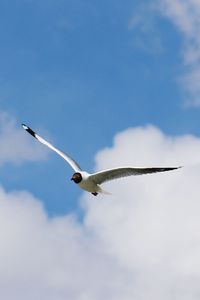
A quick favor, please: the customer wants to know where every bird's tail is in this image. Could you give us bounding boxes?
[98,186,112,195]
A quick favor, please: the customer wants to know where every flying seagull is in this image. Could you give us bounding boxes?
[22,124,181,196]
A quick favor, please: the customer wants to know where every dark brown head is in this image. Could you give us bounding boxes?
[71,172,82,184]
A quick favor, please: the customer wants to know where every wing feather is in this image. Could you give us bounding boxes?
[89,167,180,185]
[22,124,82,172]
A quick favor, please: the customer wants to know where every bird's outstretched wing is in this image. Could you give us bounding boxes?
[22,124,82,172]
[89,166,181,185]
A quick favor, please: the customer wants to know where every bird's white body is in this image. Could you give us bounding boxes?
[22,123,181,196]
[78,172,101,194]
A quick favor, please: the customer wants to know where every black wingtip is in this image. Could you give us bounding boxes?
[166,166,183,171]
[22,123,36,138]
[173,166,183,170]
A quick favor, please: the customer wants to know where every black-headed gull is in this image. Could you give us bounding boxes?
[22,124,181,196]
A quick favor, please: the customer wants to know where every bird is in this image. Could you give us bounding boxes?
[22,124,181,196]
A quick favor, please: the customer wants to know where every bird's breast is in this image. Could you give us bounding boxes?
[78,178,99,193]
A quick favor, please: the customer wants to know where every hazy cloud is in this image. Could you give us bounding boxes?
[0,112,47,166]
[129,0,200,106]
[128,3,164,55]
[158,0,200,106]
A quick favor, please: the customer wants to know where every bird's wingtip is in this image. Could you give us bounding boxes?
[21,123,36,138]
[22,123,28,130]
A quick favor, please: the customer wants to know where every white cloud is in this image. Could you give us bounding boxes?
[157,0,200,106]
[0,186,132,300]
[83,125,200,299]
[0,112,47,166]
[1,125,200,299]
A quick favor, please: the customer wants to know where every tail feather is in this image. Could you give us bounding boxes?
[98,186,112,195]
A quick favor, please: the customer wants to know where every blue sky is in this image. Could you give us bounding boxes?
[2,1,200,299]
[1,0,200,215]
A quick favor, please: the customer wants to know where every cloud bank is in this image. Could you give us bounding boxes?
[1,125,200,299]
